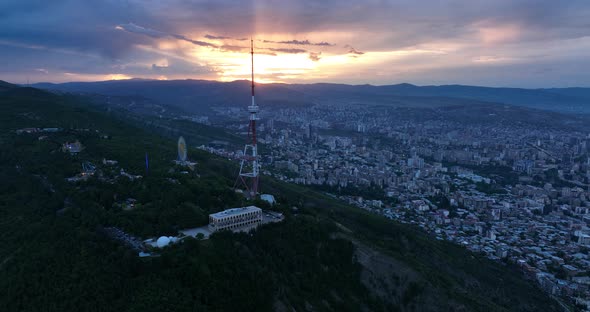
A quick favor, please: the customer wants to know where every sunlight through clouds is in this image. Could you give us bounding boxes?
[1,0,589,86]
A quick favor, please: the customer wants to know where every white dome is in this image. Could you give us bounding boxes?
[156,236,171,248]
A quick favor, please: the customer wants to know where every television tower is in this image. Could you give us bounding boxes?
[235,39,260,198]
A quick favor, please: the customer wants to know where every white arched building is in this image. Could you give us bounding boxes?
[208,206,262,233]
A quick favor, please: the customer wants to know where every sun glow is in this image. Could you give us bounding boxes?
[200,50,318,83]
[107,74,133,80]
[118,32,454,83]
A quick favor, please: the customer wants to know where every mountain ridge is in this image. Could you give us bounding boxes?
[30,79,590,114]
[0,80,17,91]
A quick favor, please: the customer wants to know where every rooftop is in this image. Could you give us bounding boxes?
[210,205,261,218]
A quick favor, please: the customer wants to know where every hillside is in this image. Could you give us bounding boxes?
[543,87,590,101]
[0,87,562,311]
[32,79,590,114]
[0,80,16,92]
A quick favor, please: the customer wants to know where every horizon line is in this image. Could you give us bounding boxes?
[6,78,590,90]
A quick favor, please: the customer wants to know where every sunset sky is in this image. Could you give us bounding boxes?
[1,0,589,87]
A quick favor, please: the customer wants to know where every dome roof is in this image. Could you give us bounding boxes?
[156,236,171,248]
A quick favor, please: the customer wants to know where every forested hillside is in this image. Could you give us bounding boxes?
[0,87,562,311]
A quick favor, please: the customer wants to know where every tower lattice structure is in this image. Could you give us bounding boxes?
[236,39,260,198]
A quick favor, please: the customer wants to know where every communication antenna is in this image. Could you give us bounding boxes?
[235,38,260,198]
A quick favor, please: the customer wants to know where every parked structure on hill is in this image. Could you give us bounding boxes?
[208,206,262,233]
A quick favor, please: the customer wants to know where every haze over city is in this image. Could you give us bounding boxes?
[1,0,590,87]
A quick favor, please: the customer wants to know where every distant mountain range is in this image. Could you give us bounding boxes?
[31,79,590,114]
[32,79,313,114]
[288,83,590,113]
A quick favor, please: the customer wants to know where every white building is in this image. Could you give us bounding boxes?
[578,233,590,245]
[260,194,276,205]
[208,206,262,233]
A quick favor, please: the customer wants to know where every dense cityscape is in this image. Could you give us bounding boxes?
[198,98,590,308]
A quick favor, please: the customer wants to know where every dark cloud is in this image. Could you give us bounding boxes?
[151,64,168,71]
[309,52,321,61]
[258,52,277,56]
[220,45,248,52]
[205,34,232,40]
[118,23,217,47]
[175,36,217,47]
[205,34,248,41]
[267,48,308,54]
[0,0,154,59]
[218,44,311,55]
[117,23,167,38]
[263,39,334,46]
[345,45,365,55]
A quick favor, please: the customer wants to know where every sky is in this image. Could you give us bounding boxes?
[1,0,589,87]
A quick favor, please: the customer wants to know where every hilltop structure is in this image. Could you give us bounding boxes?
[174,136,197,169]
[235,39,260,198]
[208,206,262,233]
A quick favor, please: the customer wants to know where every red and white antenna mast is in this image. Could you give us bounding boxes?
[235,39,260,198]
